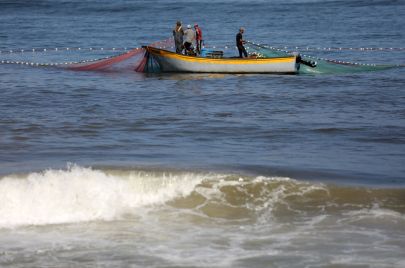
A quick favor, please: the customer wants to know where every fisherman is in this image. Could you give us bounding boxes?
[236,27,248,58]
[183,24,196,55]
[173,21,184,54]
[194,24,203,54]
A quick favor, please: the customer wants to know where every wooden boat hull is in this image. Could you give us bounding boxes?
[144,46,299,74]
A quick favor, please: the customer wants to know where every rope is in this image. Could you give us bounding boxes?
[245,41,405,68]
[0,39,173,68]
[1,39,404,68]
[0,47,132,67]
[0,52,131,67]
[2,43,404,55]
[0,47,130,55]
[253,46,405,52]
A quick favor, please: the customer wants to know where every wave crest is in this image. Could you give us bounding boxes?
[1,165,404,228]
[0,165,205,227]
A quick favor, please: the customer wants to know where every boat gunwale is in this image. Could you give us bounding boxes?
[144,46,296,64]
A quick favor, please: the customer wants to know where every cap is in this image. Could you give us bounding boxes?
[187,24,191,29]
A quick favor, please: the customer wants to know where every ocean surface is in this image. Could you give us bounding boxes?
[1,0,405,267]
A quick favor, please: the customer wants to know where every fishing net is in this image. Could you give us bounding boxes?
[67,48,144,71]
[69,39,173,71]
[245,42,400,74]
[0,39,173,72]
[1,38,403,74]
[134,49,164,73]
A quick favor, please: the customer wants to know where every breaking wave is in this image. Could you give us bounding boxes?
[1,164,404,228]
[0,164,205,227]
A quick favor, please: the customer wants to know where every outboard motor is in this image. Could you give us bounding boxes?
[296,53,317,68]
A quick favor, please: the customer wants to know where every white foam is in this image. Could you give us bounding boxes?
[0,165,204,228]
[342,204,405,222]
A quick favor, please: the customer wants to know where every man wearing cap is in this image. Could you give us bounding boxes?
[183,24,196,55]
[173,21,184,54]
[194,24,203,54]
[236,27,247,58]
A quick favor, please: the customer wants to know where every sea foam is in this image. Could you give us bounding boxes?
[0,165,203,228]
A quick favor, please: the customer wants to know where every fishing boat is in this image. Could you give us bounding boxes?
[139,46,301,74]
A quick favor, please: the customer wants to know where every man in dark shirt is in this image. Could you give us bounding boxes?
[173,21,184,54]
[236,27,247,58]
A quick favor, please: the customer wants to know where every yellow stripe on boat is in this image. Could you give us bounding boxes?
[152,47,295,65]
[145,46,299,74]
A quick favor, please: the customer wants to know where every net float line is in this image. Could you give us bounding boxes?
[245,41,405,68]
[0,47,129,54]
[4,42,404,56]
[267,46,405,52]
[0,38,174,70]
[2,39,404,69]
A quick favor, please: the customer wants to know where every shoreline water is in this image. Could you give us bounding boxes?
[1,165,404,267]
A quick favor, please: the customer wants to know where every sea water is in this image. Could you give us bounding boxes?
[0,0,404,267]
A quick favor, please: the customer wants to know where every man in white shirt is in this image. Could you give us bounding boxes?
[183,25,196,55]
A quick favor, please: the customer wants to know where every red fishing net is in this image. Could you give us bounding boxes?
[68,39,173,71]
